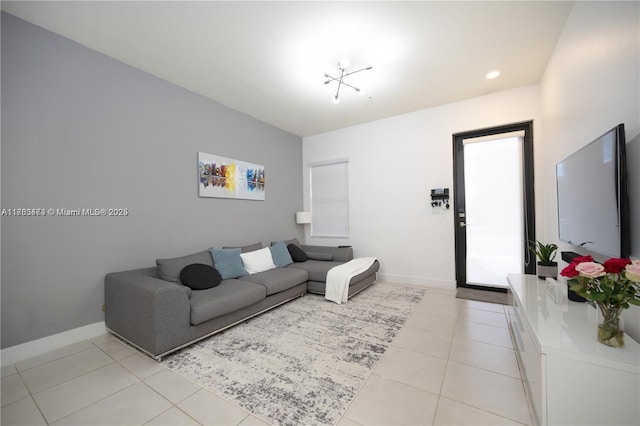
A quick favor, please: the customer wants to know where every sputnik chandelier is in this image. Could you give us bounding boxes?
[324,57,372,104]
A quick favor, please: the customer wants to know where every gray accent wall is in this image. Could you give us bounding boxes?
[1,13,303,348]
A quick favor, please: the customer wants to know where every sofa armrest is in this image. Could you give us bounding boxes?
[104,267,191,357]
[300,245,353,262]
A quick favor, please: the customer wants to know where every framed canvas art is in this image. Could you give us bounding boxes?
[198,152,265,200]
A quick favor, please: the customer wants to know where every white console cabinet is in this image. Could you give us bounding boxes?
[507,274,639,426]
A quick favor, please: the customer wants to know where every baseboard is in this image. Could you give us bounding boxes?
[1,321,107,367]
[377,273,455,290]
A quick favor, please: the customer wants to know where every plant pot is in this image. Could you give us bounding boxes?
[537,262,558,280]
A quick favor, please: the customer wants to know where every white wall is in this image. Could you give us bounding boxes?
[303,85,542,288]
[540,1,639,340]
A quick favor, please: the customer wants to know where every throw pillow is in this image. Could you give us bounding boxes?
[240,247,277,274]
[287,243,307,262]
[210,248,248,280]
[156,250,214,282]
[179,264,222,290]
[269,241,293,267]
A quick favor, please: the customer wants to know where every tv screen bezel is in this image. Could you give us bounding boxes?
[556,123,630,259]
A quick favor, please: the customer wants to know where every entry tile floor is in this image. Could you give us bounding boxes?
[1,284,532,425]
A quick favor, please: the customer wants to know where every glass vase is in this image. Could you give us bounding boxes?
[596,304,624,347]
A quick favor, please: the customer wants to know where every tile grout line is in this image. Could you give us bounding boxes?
[25,341,147,425]
[138,379,205,426]
[13,341,116,425]
[13,368,49,425]
[432,298,531,425]
[431,308,459,422]
[439,360,531,425]
[14,344,97,375]
[50,381,141,425]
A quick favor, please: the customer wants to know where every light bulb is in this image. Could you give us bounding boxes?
[338,57,350,70]
[485,70,501,79]
[332,94,340,104]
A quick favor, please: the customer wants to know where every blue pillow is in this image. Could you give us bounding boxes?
[210,248,248,280]
[269,241,293,267]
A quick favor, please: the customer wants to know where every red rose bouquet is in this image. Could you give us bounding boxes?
[561,256,640,347]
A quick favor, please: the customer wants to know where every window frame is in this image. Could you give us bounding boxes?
[309,159,350,238]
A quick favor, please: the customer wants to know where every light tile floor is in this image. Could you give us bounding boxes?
[1,284,532,425]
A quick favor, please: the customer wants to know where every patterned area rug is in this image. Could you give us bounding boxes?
[163,283,426,426]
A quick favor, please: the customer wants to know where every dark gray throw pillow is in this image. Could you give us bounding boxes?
[180,264,222,290]
[287,244,307,262]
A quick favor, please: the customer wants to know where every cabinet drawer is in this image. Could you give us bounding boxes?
[507,298,542,425]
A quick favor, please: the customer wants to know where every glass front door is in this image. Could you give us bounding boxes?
[463,136,524,286]
[453,121,536,289]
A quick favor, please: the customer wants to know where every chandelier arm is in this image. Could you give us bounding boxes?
[335,69,344,99]
[343,66,373,78]
[338,81,360,92]
[324,74,340,84]
[324,74,360,92]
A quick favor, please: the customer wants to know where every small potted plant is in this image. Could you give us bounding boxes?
[529,241,558,280]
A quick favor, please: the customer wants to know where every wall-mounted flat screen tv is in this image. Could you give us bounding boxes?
[556,123,630,259]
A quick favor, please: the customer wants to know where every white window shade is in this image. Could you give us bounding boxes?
[310,160,349,237]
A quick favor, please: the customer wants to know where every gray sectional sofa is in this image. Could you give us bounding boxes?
[104,240,379,360]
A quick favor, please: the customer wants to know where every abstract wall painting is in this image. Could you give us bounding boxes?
[198,152,265,200]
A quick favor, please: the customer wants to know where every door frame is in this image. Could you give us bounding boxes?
[453,121,536,289]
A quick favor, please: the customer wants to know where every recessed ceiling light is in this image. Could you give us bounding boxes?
[486,70,501,79]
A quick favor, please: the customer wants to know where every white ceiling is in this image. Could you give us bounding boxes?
[2,1,574,137]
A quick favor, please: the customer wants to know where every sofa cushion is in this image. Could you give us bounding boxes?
[189,279,266,325]
[223,242,263,253]
[156,250,213,282]
[305,251,333,261]
[241,268,309,296]
[288,244,307,262]
[286,260,344,282]
[240,247,276,274]
[179,264,222,290]
[269,241,293,267]
[210,248,248,279]
[272,238,301,248]
[300,245,354,263]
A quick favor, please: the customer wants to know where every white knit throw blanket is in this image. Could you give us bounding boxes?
[325,257,377,304]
